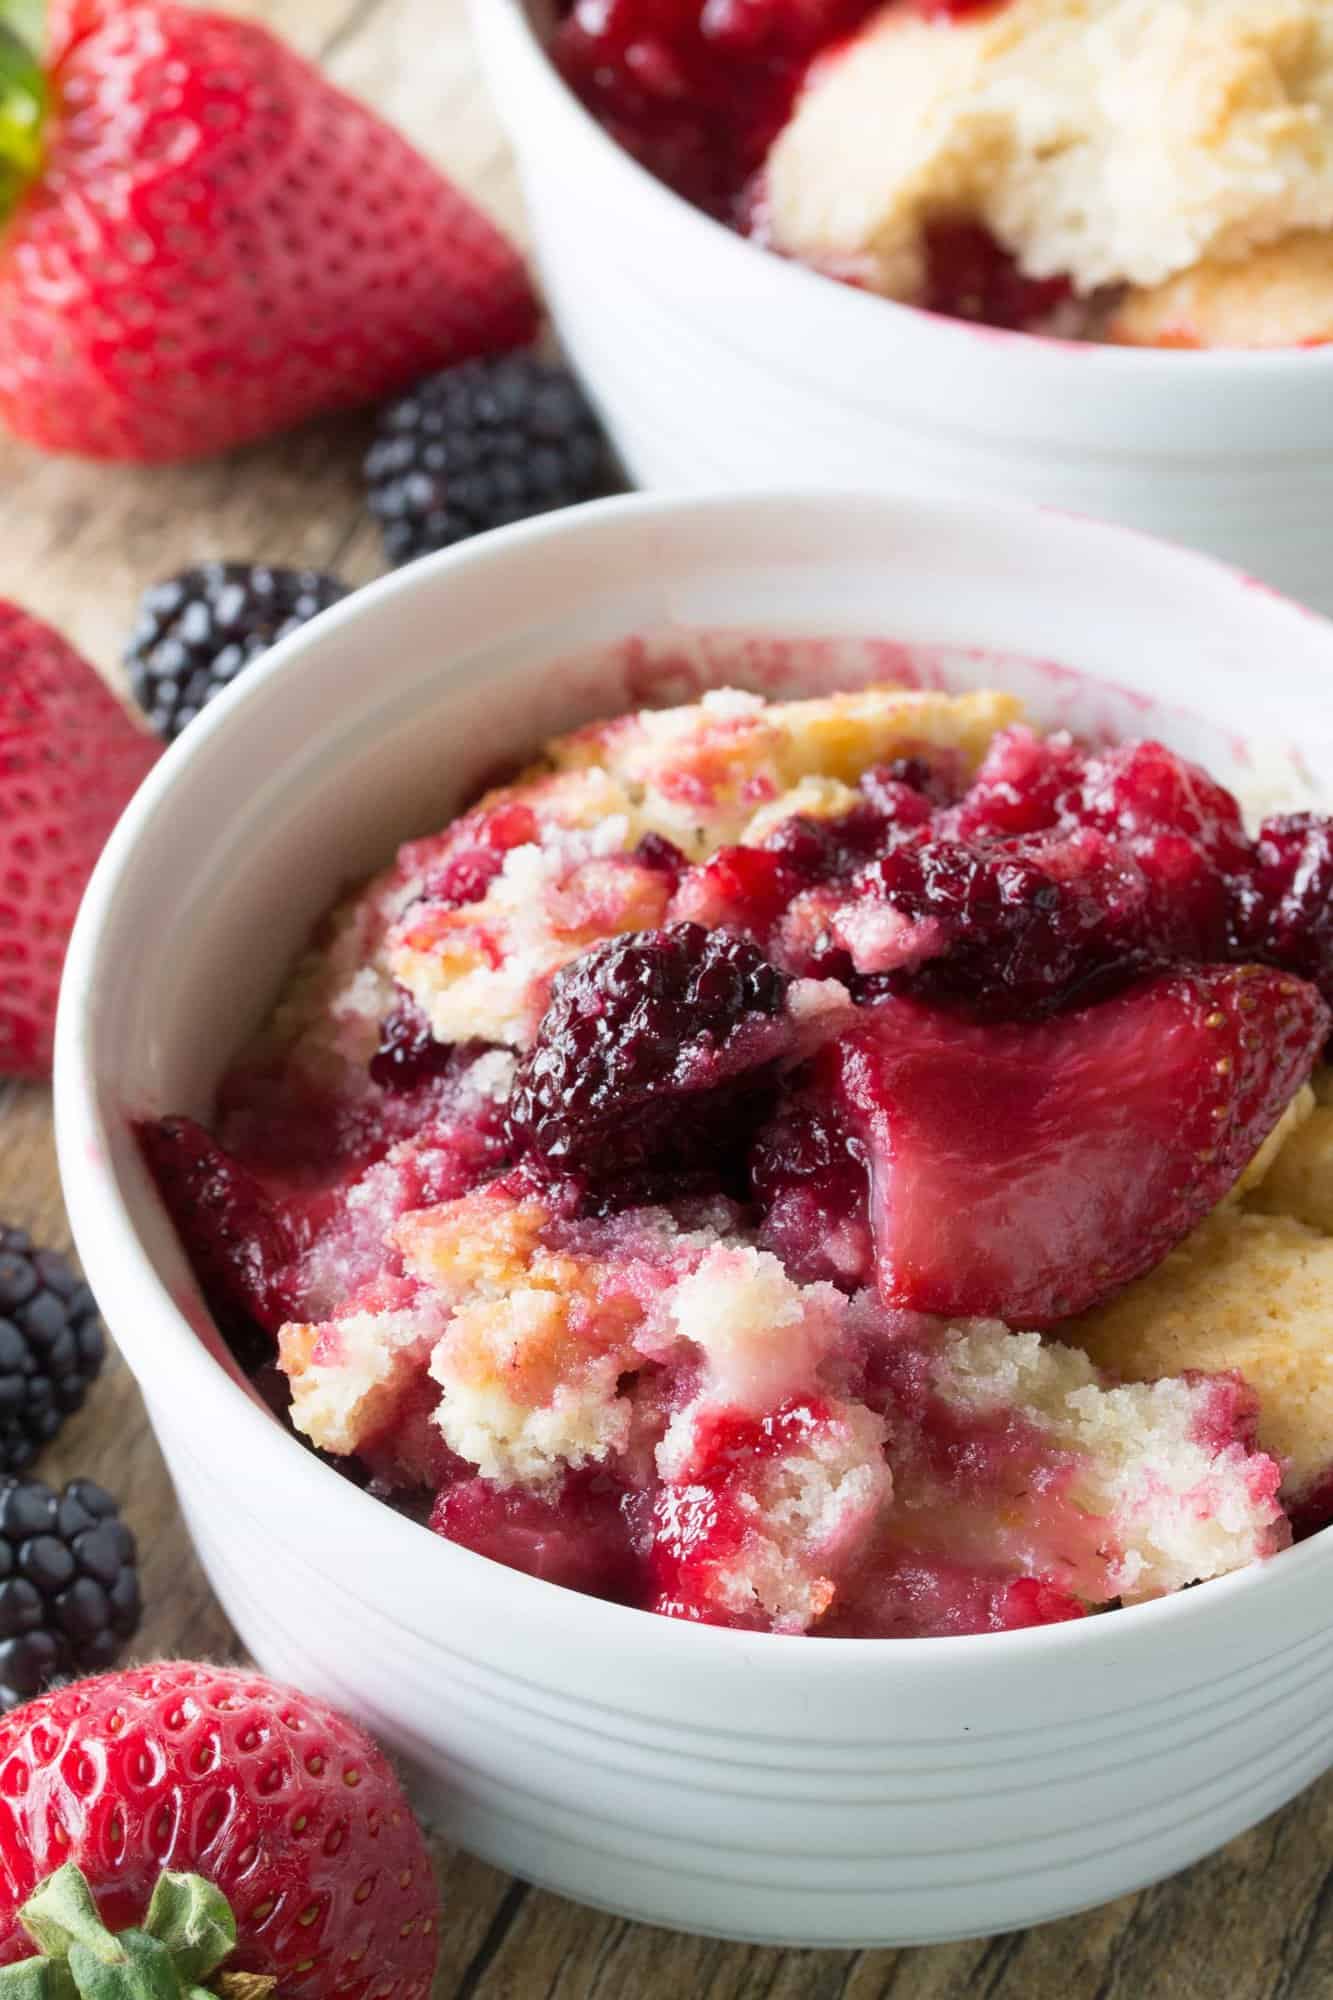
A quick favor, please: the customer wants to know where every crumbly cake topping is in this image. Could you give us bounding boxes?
[1073,1196,1333,1503]
[1246,1094,1333,1228]
[1107,229,1333,349]
[550,684,1021,858]
[767,0,1333,300]
[280,1301,445,1461]
[924,1323,1286,1600]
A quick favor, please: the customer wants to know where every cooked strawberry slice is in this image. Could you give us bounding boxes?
[0,604,160,1077]
[817,966,1329,1325]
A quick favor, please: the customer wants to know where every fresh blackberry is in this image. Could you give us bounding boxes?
[508,923,791,1191]
[125,563,348,740]
[0,1228,106,1474]
[0,1477,140,1709]
[364,354,615,566]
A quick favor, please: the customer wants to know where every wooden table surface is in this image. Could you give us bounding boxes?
[2,4,1332,1995]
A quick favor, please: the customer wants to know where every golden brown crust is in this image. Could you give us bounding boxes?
[1070,1207,1333,1498]
[1107,231,1333,348]
[1249,1101,1333,1230]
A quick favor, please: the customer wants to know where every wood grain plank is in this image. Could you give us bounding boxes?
[3,3,1333,1996]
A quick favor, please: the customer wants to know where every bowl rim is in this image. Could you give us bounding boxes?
[482,0,1333,381]
[54,486,1333,1675]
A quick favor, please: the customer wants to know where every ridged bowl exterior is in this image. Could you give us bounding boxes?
[54,492,1333,1946]
[470,0,1333,618]
[159,1416,1333,1946]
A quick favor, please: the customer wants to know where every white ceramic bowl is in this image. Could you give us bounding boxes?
[55,491,1333,1948]
[469,0,1333,618]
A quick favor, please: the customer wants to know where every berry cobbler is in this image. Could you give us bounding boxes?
[552,0,1333,348]
[143,677,1333,1637]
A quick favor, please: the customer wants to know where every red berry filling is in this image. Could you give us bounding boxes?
[551,0,885,218]
[408,797,541,910]
[647,1397,866,1628]
[431,1468,643,1602]
[922,220,1073,331]
[831,824,1188,1017]
[667,761,938,945]
[140,1041,517,1342]
[136,1116,304,1336]
[1230,814,1333,1000]
[663,728,1333,1028]
[825,1557,1086,1638]
[750,1090,873,1288]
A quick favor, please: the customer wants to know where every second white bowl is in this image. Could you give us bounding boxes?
[471,0,1333,617]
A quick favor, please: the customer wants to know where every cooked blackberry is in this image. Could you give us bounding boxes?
[364,354,615,566]
[1231,813,1333,1008]
[0,1229,106,1474]
[508,923,791,1191]
[370,999,457,1092]
[125,563,348,740]
[135,1117,297,1336]
[0,1478,140,1708]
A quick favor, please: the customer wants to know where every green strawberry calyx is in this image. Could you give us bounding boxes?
[0,1,46,225]
[0,1866,279,2000]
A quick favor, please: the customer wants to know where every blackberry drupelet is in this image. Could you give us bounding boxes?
[0,1229,106,1474]
[364,354,615,566]
[0,1478,141,1708]
[1231,813,1333,1007]
[508,923,791,1190]
[371,999,461,1092]
[125,563,348,740]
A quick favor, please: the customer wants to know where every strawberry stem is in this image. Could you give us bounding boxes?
[0,4,44,225]
[140,1880,234,1988]
[3,1868,266,2000]
[17,1867,113,1964]
[0,1966,69,2000]
[1,1,43,54]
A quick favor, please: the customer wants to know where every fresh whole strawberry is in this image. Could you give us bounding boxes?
[0,2,539,461]
[803,964,1330,1326]
[0,1662,438,2000]
[0,603,160,1078]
